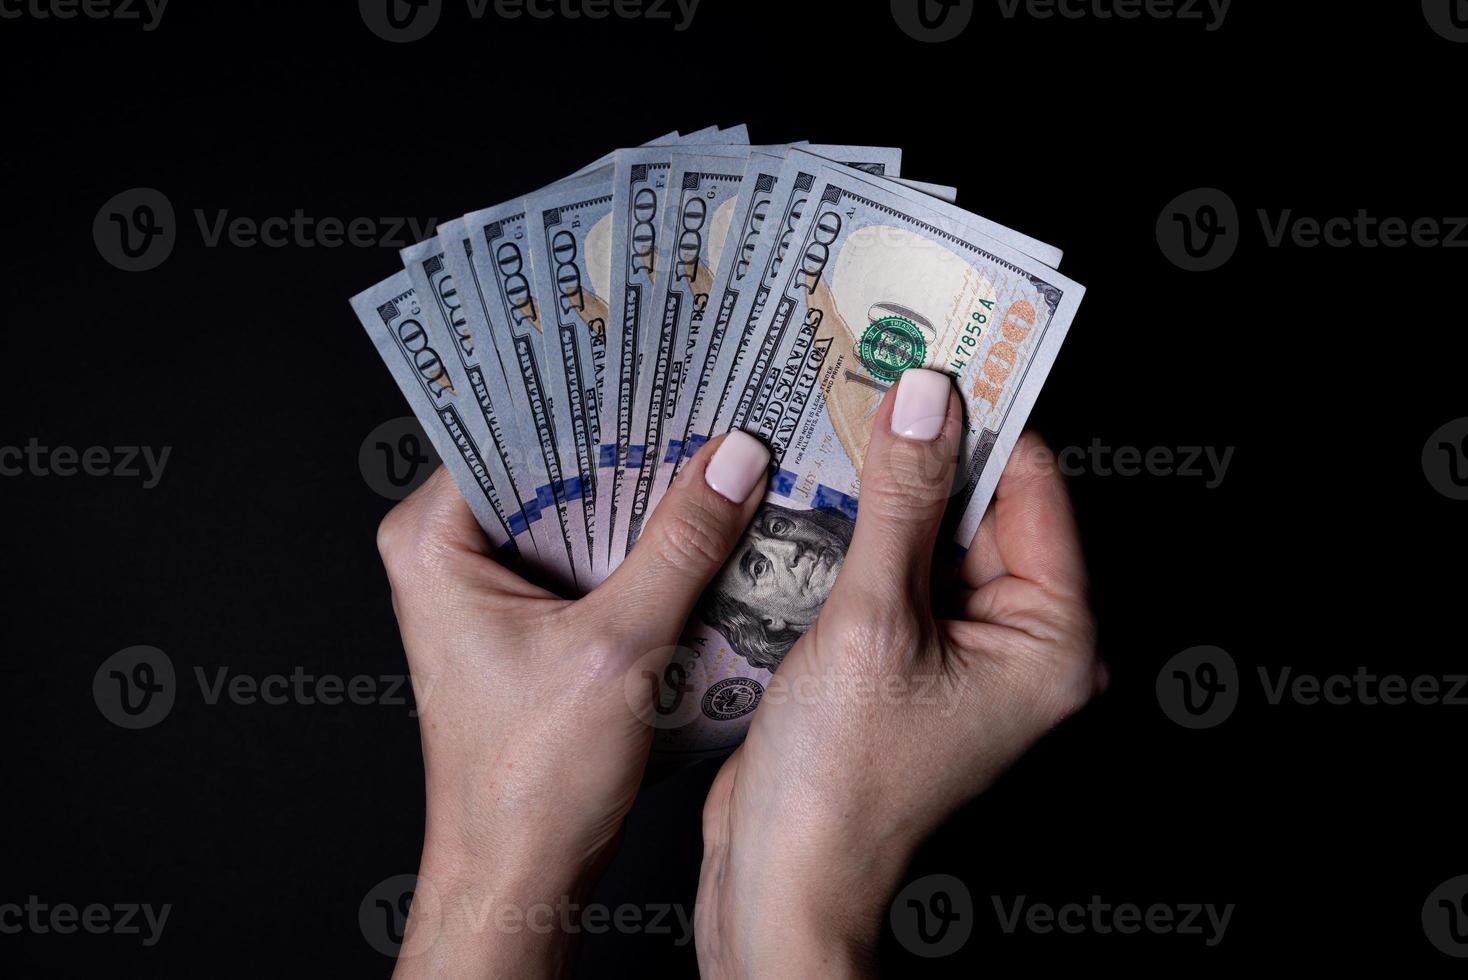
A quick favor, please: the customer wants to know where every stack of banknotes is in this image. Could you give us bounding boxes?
[350,125,1084,757]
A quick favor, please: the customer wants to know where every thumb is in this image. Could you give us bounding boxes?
[591,431,770,640]
[833,368,963,613]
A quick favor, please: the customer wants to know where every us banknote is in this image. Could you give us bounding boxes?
[654,145,905,508]
[522,167,616,572]
[399,236,554,565]
[395,133,688,590]
[620,148,753,561]
[716,149,1058,443]
[432,216,578,589]
[350,272,537,560]
[694,147,908,451]
[598,129,750,580]
[517,131,693,577]
[461,198,593,588]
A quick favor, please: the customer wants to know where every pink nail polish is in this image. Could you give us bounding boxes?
[704,430,771,504]
[891,368,951,441]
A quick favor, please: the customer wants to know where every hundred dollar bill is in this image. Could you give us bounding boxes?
[759,162,1083,546]
[652,171,1083,757]
[597,129,750,580]
[399,236,551,567]
[655,146,905,505]
[619,148,755,560]
[433,215,578,590]
[350,272,537,561]
[514,135,692,578]
[711,149,1059,443]
[690,147,907,457]
[461,198,593,589]
[522,167,616,574]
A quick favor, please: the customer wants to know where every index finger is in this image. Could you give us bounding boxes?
[960,431,1087,598]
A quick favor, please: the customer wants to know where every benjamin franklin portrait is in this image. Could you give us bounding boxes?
[695,501,855,671]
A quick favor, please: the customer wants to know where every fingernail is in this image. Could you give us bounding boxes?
[891,368,951,441]
[704,430,770,504]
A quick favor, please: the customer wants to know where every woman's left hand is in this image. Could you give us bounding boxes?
[376,433,769,978]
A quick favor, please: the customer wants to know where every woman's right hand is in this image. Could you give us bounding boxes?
[696,368,1105,978]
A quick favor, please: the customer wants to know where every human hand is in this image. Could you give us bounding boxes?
[374,432,770,977]
[696,369,1104,978]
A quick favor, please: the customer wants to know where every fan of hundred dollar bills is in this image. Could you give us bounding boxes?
[350,125,1084,757]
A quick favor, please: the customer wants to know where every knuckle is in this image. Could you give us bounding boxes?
[652,499,731,572]
[826,602,926,671]
[374,498,464,592]
[862,443,953,523]
[1025,636,1104,726]
[375,500,416,569]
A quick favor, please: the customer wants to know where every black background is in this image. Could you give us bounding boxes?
[4,0,1465,975]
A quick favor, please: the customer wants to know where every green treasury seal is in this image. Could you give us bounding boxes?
[859,315,927,382]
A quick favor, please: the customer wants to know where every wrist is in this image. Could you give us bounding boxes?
[697,829,914,979]
[392,838,597,980]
